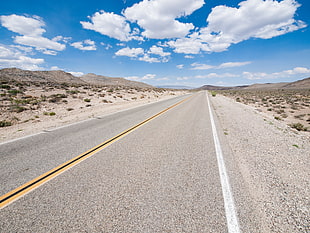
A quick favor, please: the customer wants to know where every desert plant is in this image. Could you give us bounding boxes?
[289,123,307,131]
[84,98,91,102]
[0,120,12,127]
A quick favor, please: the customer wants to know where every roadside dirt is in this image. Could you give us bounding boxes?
[0,83,187,143]
[211,94,309,232]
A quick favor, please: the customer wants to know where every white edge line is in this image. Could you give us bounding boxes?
[0,94,190,146]
[206,92,241,233]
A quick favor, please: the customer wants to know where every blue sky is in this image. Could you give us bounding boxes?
[0,0,309,87]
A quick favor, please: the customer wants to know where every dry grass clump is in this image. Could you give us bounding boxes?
[220,89,310,132]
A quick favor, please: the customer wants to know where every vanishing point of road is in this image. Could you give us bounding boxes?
[0,91,243,232]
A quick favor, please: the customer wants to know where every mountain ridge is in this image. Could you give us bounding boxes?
[0,68,153,89]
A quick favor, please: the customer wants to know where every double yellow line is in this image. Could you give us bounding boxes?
[0,95,192,209]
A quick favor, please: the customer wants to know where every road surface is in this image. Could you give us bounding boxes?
[0,92,243,232]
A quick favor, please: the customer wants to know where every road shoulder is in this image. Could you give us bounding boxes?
[210,94,310,233]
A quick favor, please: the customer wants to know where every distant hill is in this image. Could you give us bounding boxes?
[0,68,153,88]
[198,77,310,90]
[80,73,153,88]
[197,84,248,90]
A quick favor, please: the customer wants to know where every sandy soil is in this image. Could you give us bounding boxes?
[0,85,188,143]
[218,89,310,132]
[210,94,309,232]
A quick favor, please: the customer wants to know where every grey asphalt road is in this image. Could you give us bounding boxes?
[0,92,236,232]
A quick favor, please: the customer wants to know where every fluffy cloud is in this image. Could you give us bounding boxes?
[71,39,96,51]
[148,45,171,57]
[168,0,306,54]
[14,35,65,52]
[81,11,132,41]
[0,14,45,36]
[115,47,144,57]
[0,14,66,55]
[191,61,251,70]
[124,0,204,39]
[0,45,44,70]
[115,46,170,63]
[177,64,184,69]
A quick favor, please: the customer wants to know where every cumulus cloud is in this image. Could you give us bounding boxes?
[71,39,96,51]
[148,45,171,57]
[115,45,170,63]
[81,11,132,41]
[191,61,251,70]
[124,0,204,39]
[177,64,184,69]
[243,67,310,80]
[168,0,306,54]
[115,47,144,57]
[0,14,66,55]
[0,14,45,36]
[0,44,44,70]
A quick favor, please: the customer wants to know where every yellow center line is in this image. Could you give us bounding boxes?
[0,95,193,209]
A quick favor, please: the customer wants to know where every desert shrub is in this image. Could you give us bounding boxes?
[8,89,22,95]
[11,105,26,113]
[67,108,74,111]
[289,123,307,131]
[84,98,91,102]
[0,120,12,127]
[49,112,56,116]
[66,90,79,94]
[211,91,217,97]
[0,84,11,89]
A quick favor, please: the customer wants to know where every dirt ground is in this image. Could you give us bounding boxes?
[217,89,310,132]
[0,83,188,143]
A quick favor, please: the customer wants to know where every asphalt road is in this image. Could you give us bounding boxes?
[0,91,239,232]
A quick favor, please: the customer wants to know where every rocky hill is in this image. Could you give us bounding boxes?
[80,73,152,88]
[0,68,153,88]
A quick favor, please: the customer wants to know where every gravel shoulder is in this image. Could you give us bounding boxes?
[210,94,309,232]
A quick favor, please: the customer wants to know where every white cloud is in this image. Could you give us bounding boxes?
[68,71,84,77]
[0,14,66,55]
[177,64,184,69]
[124,0,204,39]
[139,54,161,63]
[195,73,239,78]
[191,61,251,70]
[168,0,306,54]
[125,74,156,81]
[0,44,44,70]
[115,47,144,57]
[184,55,194,59]
[71,39,96,51]
[191,63,214,70]
[0,14,45,36]
[243,67,310,80]
[148,45,171,57]
[115,46,170,63]
[14,35,65,52]
[81,11,132,41]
